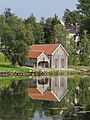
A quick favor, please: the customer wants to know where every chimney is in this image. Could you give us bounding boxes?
[75,23,78,33]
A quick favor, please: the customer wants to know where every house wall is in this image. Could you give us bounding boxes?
[68,33,75,38]
[51,46,68,69]
[48,56,52,68]
[25,58,37,67]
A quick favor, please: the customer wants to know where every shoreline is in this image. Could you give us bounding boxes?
[0,69,90,77]
[0,65,90,77]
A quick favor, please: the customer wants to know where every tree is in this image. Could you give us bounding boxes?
[67,37,80,65]
[77,0,90,16]
[51,24,68,47]
[63,0,90,66]
[4,8,13,22]
[44,17,52,43]
[77,0,90,35]
[34,23,45,44]
[24,13,36,25]
[24,23,35,45]
[44,14,61,44]
[1,14,34,66]
[63,9,81,28]
[40,17,45,27]
[79,30,90,66]
[25,14,45,44]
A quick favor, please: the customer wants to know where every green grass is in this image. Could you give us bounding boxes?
[68,65,90,72]
[0,52,38,72]
[0,52,30,72]
[0,64,30,72]
[0,52,10,64]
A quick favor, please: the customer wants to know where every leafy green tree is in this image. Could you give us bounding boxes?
[80,16,90,35]
[63,9,81,28]
[77,0,90,16]
[52,24,68,47]
[24,13,36,25]
[51,14,61,29]
[24,23,35,45]
[40,17,45,27]
[44,14,61,43]
[25,14,45,44]
[1,13,34,66]
[34,23,45,44]
[77,0,90,35]
[79,30,90,66]
[67,38,80,65]
[76,0,90,66]
[44,17,52,43]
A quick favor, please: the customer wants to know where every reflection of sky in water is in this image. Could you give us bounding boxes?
[33,111,52,120]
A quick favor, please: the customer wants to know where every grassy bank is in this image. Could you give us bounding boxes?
[0,64,30,72]
[0,64,90,76]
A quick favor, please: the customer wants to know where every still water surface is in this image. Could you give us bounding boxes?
[0,76,90,120]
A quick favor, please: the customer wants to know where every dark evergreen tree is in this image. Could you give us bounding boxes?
[77,0,90,35]
[63,9,81,28]
[44,14,61,43]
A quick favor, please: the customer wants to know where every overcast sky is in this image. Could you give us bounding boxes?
[0,0,78,21]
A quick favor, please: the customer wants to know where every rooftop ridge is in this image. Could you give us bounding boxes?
[30,50,44,52]
[32,44,60,46]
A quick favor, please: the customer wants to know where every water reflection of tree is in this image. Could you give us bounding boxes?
[42,76,90,119]
[63,76,90,119]
[41,100,67,119]
[0,81,34,120]
[0,76,90,119]
[79,77,90,105]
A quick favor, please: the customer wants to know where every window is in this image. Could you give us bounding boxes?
[61,59,64,68]
[55,59,57,68]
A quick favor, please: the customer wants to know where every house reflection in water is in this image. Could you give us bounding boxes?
[27,76,68,102]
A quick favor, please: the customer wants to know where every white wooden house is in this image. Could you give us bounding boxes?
[26,44,69,69]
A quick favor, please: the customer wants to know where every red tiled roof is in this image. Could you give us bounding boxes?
[31,44,60,55]
[28,88,58,101]
[28,50,43,58]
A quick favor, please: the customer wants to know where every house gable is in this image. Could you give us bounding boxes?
[60,44,69,56]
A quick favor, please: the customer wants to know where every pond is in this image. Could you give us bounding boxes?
[0,76,90,120]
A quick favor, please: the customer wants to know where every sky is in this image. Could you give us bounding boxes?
[0,0,78,21]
